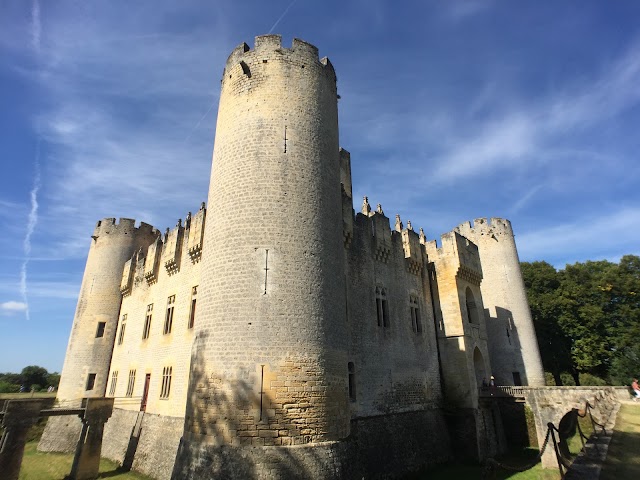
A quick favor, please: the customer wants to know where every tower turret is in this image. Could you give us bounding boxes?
[177,35,349,477]
[455,218,545,387]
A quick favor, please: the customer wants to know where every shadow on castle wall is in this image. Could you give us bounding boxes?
[170,334,348,480]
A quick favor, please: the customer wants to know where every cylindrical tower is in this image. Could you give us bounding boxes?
[455,218,545,387]
[40,218,158,452]
[179,35,349,476]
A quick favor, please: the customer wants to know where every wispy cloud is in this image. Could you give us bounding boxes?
[30,0,41,52]
[20,154,41,320]
[516,207,640,265]
[430,38,640,184]
[9,3,237,259]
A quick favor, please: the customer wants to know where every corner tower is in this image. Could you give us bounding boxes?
[40,218,158,451]
[177,36,349,477]
[455,218,545,387]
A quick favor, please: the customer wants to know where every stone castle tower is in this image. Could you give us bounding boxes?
[179,35,350,466]
[40,219,159,449]
[455,218,545,387]
[40,35,545,479]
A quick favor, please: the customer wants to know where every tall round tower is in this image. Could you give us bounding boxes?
[178,35,349,477]
[455,218,545,387]
[40,218,158,451]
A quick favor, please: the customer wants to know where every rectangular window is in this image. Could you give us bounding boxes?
[95,322,106,338]
[109,371,118,396]
[142,304,153,339]
[375,286,389,328]
[86,373,96,391]
[126,369,136,397]
[164,295,175,334]
[410,296,422,334]
[117,314,127,345]
[188,286,198,329]
[160,366,173,399]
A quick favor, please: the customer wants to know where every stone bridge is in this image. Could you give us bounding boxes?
[483,385,627,468]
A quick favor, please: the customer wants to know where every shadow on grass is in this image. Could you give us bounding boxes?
[402,447,561,480]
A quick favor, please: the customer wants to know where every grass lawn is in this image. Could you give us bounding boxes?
[19,442,152,480]
[600,403,640,479]
[0,392,56,399]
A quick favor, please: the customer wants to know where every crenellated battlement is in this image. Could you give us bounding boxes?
[222,35,335,84]
[92,217,160,239]
[454,217,514,239]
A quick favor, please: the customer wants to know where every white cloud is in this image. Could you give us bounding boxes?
[1,301,28,313]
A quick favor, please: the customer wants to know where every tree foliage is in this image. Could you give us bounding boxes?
[522,255,640,385]
[0,366,60,392]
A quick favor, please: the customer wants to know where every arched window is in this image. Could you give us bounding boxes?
[465,287,480,325]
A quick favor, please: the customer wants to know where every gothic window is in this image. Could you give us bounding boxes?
[188,286,198,329]
[348,362,356,402]
[410,296,422,334]
[109,371,118,396]
[142,304,153,340]
[160,366,173,399]
[375,286,389,327]
[465,287,480,325]
[117,314,127,345]
[126,370,136,397]
[164,295,175,334]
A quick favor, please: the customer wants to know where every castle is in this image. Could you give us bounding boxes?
[40,35,544,479]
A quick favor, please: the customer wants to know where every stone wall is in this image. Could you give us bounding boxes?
[101,408,184,480]
[346,211,443,418]
[107,206,204,418]
[174,409,451,479]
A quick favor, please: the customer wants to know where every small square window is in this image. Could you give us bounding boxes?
[86,373,96,391]
[95,322,106,338]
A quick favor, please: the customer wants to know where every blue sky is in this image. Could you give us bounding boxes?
[1,1,639,373]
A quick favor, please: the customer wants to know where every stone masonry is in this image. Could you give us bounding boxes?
[40,35,545,479]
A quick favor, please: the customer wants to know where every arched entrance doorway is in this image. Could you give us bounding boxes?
[473,347,487,388]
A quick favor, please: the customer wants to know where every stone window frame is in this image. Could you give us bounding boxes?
[410,295,422,334]
[95,322,106,338]
[108,371,118,396]
[126,369,136,397]
[348,362,356,402]
[160,366,173,399]
[164,295,175,335]
[142,303,153,340]
[85,373,96,391]
[117,314,127,345]
[188,286,198,329]
[375,286,389,328]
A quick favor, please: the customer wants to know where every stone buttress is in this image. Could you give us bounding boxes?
[174,35,350,479]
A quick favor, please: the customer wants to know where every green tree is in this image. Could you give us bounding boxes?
[521,261,572,385]
[19,365,49,390]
